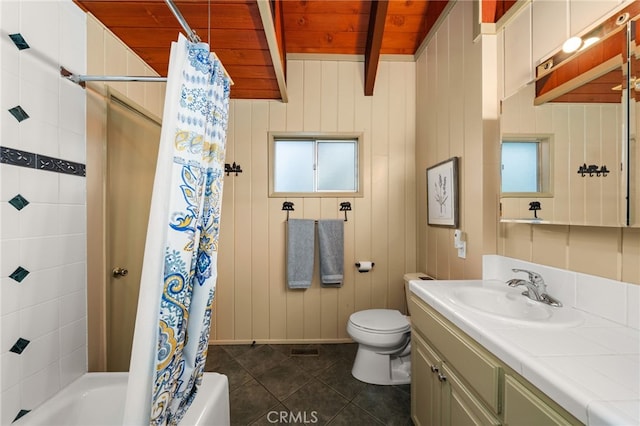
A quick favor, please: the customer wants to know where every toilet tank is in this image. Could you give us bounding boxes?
[403,273,433,316]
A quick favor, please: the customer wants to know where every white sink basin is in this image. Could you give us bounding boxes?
[448,286,584,327]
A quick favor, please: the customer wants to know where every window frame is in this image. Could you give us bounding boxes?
[500,134,554,198]
[268,132,364,198]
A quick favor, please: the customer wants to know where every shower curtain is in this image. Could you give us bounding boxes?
[123,33,231,426]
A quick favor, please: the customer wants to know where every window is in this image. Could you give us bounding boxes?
[269,133,363,197]
[501,135,553,196]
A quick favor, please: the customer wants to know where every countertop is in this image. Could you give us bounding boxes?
[409,279,640,426]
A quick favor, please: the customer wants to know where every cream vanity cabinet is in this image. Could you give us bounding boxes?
[409,294,582,426]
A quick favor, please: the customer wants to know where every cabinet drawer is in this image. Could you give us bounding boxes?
[410,295,502,413]
[504,375,579,426]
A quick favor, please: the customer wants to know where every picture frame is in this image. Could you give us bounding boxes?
[427,157,459,227]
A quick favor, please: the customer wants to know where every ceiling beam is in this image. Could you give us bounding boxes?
[257,0,288,102]
[364,0,388,96]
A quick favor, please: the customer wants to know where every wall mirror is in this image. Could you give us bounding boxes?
[500,3,639,227]
[629,17,640,226]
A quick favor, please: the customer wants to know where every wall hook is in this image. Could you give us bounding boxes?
[339,201,352,222]
[282,201,294,221]
[529,201,541,219]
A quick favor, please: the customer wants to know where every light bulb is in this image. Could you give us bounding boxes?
[562,36,582,53]
[580,36,600,50]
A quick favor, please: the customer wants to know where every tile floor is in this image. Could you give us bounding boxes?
[204,343,412,425]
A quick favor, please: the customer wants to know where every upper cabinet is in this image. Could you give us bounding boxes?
[500,0,639,227]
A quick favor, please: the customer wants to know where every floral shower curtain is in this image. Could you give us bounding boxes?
[123,33,231,425]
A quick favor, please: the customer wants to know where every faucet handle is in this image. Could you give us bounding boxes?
[511,268,544,286]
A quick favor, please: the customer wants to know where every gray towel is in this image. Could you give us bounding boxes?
[286,219,315,289]
[317,219,344,287]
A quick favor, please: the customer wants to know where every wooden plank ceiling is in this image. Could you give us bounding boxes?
[73,0,515,100]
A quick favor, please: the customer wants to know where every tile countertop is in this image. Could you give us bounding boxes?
[409,279,640,426]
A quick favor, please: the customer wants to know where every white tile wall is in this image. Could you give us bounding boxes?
[628,284,640,330]
[576,273,629,325]
[0,1,87,423]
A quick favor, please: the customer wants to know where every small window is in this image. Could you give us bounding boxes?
[501,135,552,196]
[269,133,363,197]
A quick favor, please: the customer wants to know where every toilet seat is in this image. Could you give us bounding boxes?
[349,309,410,334]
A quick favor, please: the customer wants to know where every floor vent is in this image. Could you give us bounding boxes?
[290,348,319,357]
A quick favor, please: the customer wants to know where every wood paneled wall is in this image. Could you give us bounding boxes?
[85,14,166,370]
[211,59,417,343]
[415,1,500,280]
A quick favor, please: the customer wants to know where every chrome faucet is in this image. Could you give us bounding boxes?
[507,269,562,307]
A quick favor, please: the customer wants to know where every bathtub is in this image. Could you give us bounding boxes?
[13,372,230,425]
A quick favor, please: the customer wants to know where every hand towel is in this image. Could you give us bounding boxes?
[286,219,316,289]
[317,219,344,287]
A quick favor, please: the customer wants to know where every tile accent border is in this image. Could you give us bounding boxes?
[1,146,86,177]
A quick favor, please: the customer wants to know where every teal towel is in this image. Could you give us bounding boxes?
[286,219,315,289]
[317,219,344,287]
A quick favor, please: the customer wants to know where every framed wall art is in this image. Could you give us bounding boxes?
[426,157,459,227]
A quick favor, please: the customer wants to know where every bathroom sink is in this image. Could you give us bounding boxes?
[448,286,584,327]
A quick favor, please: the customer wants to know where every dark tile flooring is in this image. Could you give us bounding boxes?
[204,343,412,425]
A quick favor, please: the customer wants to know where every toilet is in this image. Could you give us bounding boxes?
[347,308,411,385]
[346,274,423,385]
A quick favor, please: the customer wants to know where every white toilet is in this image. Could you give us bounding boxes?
[347,308,411,385]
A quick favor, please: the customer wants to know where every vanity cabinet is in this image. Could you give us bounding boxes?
[412,332,500,426]
[410,294,581,426]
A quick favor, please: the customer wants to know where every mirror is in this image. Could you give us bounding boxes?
[500,6,634,227]
[630,17,640,226]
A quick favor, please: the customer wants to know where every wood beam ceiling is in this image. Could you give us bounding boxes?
[364,0,388,96]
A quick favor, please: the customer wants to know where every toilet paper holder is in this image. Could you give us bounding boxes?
[355,261,375,272]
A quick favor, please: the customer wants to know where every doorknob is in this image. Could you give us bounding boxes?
[112,267,129,278]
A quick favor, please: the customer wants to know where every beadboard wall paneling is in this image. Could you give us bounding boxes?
[211,59,417,343]
[415,0,499,280]
[85,14,166,371]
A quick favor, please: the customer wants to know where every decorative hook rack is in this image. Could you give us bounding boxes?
[281,201,352,222]
[577,163,609,177]
[225,162,243,176]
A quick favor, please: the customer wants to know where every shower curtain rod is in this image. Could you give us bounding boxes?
[61,0,233,86]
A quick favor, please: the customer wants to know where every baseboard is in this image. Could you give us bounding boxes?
[209,338,354,345]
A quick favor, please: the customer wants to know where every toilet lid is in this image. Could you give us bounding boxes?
[349,309,410,333]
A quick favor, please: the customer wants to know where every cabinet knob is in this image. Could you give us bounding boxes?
[112,267,129,278]
[430,365,439,373]
[438,373,447,382]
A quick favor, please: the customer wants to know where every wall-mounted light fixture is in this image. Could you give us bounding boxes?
[562,35,601,53]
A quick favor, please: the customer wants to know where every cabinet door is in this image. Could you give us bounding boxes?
[441,364,502,426]
[412,331,443,426]
[503,375,574,426]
